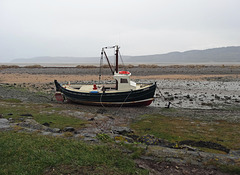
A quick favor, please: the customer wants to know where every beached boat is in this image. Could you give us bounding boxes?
[54,45,156,106]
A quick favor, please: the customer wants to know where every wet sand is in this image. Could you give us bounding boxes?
[0,73,239,83]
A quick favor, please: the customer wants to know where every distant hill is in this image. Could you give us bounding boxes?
[11,46,240,63]
[126,46,240,63]
[11,56,99,63]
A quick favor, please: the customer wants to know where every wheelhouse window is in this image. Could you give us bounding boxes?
[120,78,128,83]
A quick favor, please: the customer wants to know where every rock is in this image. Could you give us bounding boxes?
[148,145,240,167]
[19,119,47,130]
[177,145,199,152]
[179,140,230,153]
[52,133,63,137]
[111,126,133,135]
[83,137,98,142]
[189,98,194,101]
[41,132,52,136]
[136,134,171,146]
[165,96,174,101]
[8,118,14,122]
[108,116,115,120]
[72,111,87,120]
[215,94,220,100]
[114,135,134,143]
[94,114,107,120]
[42,122,50,127]
[224,96,231,100]
[18,118,25,121]
[0,114,3,118]
[20,114,33,117]
[82,133,96,138]
[229,150,240,156]
[96,108,107,114]
[52,128,61,133]
[45,127,61,133]
[0,118,11,130]
[63,127,75,132]
[75,127,101,135]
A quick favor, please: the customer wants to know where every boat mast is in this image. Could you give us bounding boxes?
[103,48,114,75]
[115,45,119,90]
[101,45,119,90]
[115,45,119,73]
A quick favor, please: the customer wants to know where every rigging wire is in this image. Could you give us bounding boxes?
[100,91,106,108]
[119,50,126,70]
[114,90,133,114]
[99,50,103,83]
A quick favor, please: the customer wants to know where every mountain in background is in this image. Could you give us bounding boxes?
[11,46,240,63]
[11,56,99,63]
[126,46,240,63]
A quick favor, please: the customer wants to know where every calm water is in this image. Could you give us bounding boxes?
[1,62,240,67]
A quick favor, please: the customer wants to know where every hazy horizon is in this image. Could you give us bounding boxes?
[1,0,240,62]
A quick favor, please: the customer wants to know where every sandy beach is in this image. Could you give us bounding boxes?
[1,65,240,83]
[0,72,239,84]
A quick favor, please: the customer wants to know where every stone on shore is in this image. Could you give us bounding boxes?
[146,145,240,167]
[63,127,75,132]
[19,119,48,130]
[111,126,133,135]
[0,118,11,131]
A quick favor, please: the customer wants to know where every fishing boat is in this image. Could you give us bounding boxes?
[54,45,156,106]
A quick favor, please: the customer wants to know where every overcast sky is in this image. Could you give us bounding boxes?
[0,0,240,62]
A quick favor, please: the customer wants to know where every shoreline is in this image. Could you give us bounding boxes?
[0,73,239,84]
[1,62,240,67]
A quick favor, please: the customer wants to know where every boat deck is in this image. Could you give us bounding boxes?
[63,83,151,93]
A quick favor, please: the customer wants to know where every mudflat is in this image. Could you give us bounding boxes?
[0,65,239,83]
[1,65,240,174]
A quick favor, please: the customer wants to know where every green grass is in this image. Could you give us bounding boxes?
[0,98,22,103]
[0,132,148,175]
[131,114,240,150]
[0,84,28,92]
[0,100,87,129]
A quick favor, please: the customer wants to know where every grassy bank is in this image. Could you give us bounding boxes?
[131,114,240,151]
[0,99,86,129]
[0,132,147,175]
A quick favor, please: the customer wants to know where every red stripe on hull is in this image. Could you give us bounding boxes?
[67,98,154,107]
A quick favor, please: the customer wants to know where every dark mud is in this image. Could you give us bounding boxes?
[135,159,230,175]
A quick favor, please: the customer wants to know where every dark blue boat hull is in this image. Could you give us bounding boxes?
[54,80,156,107]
